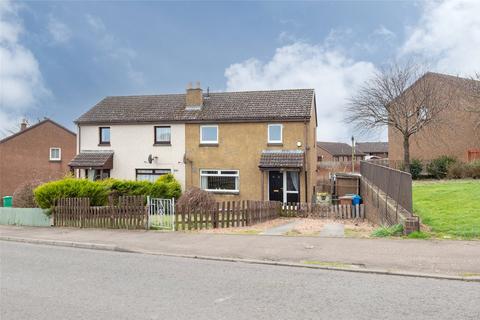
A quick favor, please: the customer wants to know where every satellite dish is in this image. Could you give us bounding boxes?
[148,154,154,164]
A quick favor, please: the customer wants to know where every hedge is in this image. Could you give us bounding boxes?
[34,174,182,209]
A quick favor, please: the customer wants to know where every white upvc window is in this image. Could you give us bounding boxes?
[49,147,61,161]
[200,125,218,144]
[200,169,239,193]
[268,124,283,144]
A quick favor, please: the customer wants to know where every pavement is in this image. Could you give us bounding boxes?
[260,220,300,235]
[1,225,480,279]
[319,223,345,237]
[2,241,480,320]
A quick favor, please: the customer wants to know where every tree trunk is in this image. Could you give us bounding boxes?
[403,135,411,173]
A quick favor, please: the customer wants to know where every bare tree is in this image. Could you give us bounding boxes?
[346,62,455,172]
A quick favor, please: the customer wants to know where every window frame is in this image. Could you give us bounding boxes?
[154,126,172,145]
[268,124,283,144]
[99,127,111,145]
[200,125,219,145]
[200,169,239,193]
[49,147,61,161]
[135,169,172,182]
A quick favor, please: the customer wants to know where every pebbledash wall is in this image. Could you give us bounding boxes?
[77,124,186,190]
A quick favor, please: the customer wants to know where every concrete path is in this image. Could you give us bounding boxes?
[260,221,299,235]
[319,223,345,237]
[1,225,480,277]
[3,241,480,320]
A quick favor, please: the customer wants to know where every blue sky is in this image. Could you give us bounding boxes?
[1,0,479,141]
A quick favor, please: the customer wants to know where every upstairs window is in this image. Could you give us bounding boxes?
[49,147,61,161]
[154,126,171,145]
[200,125,218,144]
[268,124,283,144]
[99,127,110,145]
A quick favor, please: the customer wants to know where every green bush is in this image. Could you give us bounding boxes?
[470,160,480,179]
[447,162,466,179]
[409,159,423,180]
[34,174,182,209]
[371,224,404,237]
[426,156,457,179]
[34,178,109,209]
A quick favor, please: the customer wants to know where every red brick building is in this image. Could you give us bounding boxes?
[389,73,480,162]
[0,119,76,202]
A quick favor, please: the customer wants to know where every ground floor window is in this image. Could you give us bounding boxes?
[86,169,110,181]
[200,169,239,193]
[136,169,171,182]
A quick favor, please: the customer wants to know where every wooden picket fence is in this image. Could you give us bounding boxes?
[281,203,365,219]
[53,196,147,229]
[175,200,281,231]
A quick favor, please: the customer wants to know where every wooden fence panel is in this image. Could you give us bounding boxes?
[53,196,146,229]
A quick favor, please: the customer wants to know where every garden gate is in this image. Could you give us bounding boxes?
[147,197,175,230]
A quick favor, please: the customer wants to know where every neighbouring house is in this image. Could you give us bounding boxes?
[356,142,388,159]
[72,84,318,203]
[316,142,365,162]
[0,119,76,202]
[388,72,480,163]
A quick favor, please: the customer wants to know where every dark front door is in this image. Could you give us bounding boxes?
[269,171,283,202]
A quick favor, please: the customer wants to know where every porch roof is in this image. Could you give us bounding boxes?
[259,150,304,169]
[69,151,114,169]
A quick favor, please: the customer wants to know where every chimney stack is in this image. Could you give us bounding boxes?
[20,119,28,131]
[185,81,203,110]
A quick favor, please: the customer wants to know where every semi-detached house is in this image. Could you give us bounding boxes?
[71,85,317,203]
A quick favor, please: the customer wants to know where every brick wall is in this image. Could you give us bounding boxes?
[0,120,76,201]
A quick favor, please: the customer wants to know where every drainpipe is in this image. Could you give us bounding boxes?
[304,120,309,202]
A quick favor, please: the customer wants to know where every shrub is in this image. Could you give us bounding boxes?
[426,156,456,179]
[470,160,480,179]
[409,159,423,180]
[447,162,467,179]
[176,187,216,213]
[34,178,110,209]
[34,174,183,209]
[99,174,181,199]
[371,224,404,237]
[13,180,43,208]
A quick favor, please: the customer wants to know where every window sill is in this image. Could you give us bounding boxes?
[153,143,171,146]
[49,159,62,162]
[267,143,283,147]
[98,143,111,146]
[199,143,219,147]
[206,190,240,195]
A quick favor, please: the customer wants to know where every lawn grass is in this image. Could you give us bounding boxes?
[413,179,480,239]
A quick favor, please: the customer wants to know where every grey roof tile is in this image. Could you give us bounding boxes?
[76,89,314,124]
[259,150,304,168]
[69,151,114,169]
[317,142,365,156]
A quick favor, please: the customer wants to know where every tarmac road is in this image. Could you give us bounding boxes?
[1,241,479,320]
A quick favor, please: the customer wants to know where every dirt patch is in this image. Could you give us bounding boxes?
[288,218,376,237]
[195,218,295,234]
[195,217,376,237]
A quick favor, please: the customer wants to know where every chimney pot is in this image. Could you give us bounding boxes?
[20,119,28,131]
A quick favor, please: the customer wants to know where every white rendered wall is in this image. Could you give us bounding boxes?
[79,124,186,190]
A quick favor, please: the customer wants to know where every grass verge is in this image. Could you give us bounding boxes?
[413,180,480,239]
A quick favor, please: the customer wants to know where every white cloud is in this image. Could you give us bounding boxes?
[373,25,396,39]
[85,14,144,85]
[401,0,480,75]
[225,42,378,142]
[48,16,72,44]
[0,0,49,137]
